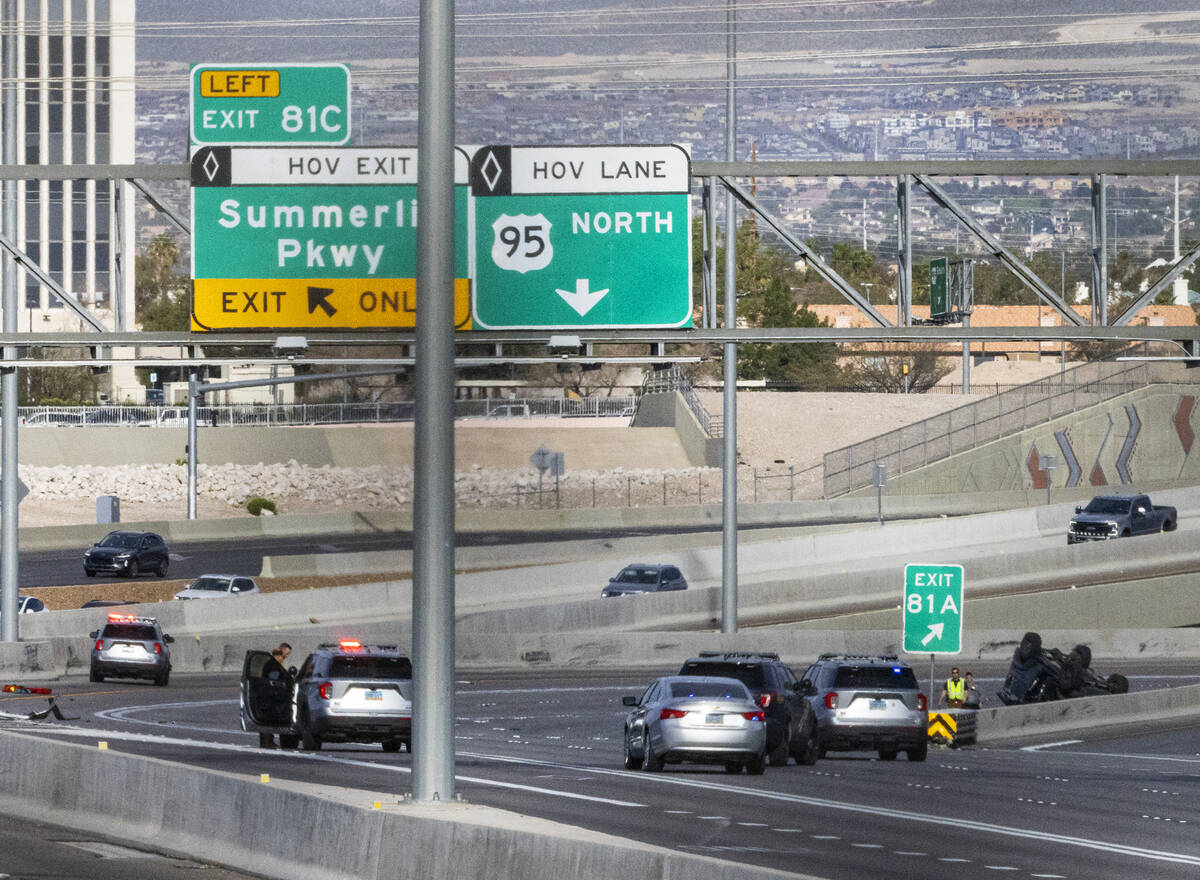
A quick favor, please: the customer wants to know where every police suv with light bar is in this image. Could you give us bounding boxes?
[240,639,413,753]
[89,614,174,686]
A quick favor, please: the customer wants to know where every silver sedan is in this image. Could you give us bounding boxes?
[622,675,767,774]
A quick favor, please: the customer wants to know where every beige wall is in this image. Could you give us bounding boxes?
[884,385,1200,495]
[18,422,693,471]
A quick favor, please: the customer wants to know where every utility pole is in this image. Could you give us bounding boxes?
[721,0,738,634]
[1,0,20,643]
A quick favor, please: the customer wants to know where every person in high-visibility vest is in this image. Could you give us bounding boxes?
[939,667,965,708]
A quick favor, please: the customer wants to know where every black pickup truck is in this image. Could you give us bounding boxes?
[1067,493,1177,544]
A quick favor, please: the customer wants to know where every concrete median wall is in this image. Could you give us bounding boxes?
[975,682,1200,743]
[0,730,802,880]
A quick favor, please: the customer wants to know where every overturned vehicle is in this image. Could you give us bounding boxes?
[998,632,1129,705]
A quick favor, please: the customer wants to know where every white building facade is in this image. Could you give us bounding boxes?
[3,0,135,336]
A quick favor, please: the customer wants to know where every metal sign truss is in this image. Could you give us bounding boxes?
[0,324,1196,370]
[693,159,1200,333]
[2,159,1200,351]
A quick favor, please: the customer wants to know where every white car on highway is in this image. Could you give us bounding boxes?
[174,574,260,600]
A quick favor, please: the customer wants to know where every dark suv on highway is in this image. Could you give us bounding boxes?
[678,651,818,766]
[241,640,413,752]
[798,653,928,762]
[83,531,170,578]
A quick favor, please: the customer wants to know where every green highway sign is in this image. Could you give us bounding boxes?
[929,257,948,318]
[903,563,963,655]
[189,146,470,330]
[190,63,351,146]
[468,144,693,329]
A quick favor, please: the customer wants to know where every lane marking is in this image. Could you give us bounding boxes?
[1020,745,1200,765]
[59,841,162,860]
[18,725,647,809]
[454,750,1200,868]
[1022,741,1083,751]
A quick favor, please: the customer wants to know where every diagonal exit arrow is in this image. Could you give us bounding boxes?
[921,622,944,646]
[308,286,337,318]
[555,278,609,317]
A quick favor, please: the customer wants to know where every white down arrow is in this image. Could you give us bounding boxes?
[555,279,609,317]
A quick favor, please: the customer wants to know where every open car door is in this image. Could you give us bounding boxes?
[240,650,294,729]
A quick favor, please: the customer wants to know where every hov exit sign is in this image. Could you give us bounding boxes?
[189,145,470,331]
[469,144,693,329]
[903,564,963,655]
[191,63,351,146]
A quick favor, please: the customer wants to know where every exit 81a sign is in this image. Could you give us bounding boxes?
[190,63,351,146]
[903,563,963,655]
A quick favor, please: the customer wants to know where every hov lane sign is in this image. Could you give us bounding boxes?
[189,146,471,331]
[469,144,692,329]
[903,564,963,655]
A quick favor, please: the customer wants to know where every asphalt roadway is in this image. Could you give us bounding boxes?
[22,524,750,588]
[3,666,1199,880]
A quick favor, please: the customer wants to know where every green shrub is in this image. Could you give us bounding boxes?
[245,497,278,516]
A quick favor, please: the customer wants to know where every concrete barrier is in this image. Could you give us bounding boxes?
[27,482,1200,554]
[10,625,1200,684]
[975,682,1200,743]
[0,730,804,880]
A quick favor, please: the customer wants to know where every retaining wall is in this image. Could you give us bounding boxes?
[883,384,1200,496]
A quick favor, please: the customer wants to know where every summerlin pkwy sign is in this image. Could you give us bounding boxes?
[188,145,472,331]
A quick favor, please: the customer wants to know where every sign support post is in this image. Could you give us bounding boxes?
[411,0,457,804]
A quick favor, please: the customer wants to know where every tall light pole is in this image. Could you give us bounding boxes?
[1,0,20,643]
[412,0,456,802]
[721,0,738,633]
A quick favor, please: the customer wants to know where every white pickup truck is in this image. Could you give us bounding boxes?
[137,408,187,427]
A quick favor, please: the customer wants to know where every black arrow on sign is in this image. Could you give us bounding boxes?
[308,286,337,317]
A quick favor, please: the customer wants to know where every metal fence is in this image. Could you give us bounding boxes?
[822,359,1175,498]
[464,463,824,509]
[16,397,638,428]
[639,366,723,437]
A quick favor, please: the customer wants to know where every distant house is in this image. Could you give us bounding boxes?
[805,304,1197,361]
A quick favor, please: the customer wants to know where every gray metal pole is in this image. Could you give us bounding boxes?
[897,175,912,327]
[700,176,710,328]
[412,0,456,802]
[962,313,971,394]
[1091,174,1108,326]
[113,181,126,330]
[721,0,738,634]
[187,374,198,520]
[1,0,19,643]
